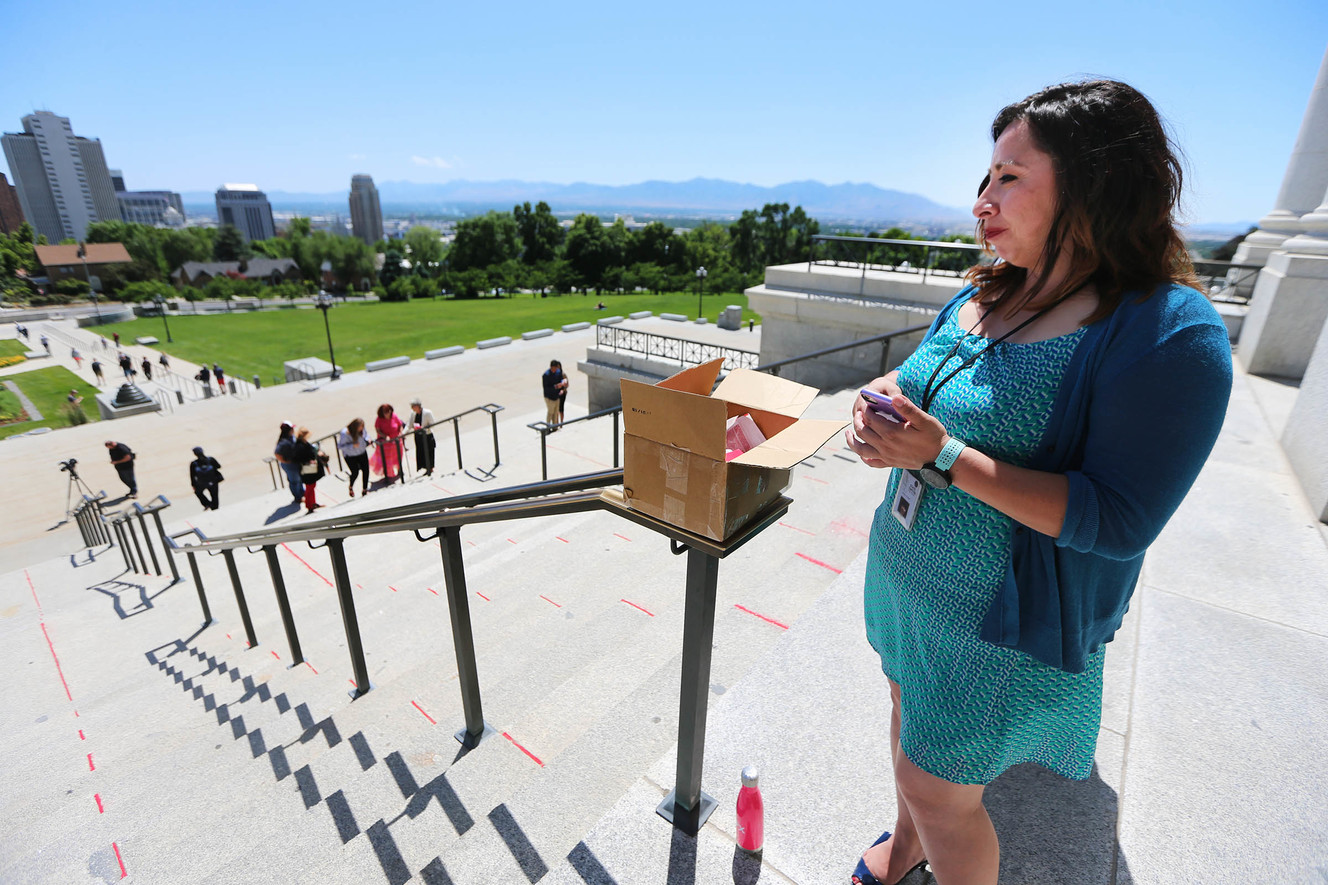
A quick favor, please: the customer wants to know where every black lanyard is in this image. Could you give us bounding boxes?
[919,301,1056,413]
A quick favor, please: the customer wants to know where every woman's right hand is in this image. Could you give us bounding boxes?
[847,372,902,469]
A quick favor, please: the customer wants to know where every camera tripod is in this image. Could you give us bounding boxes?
[64,466,98,515]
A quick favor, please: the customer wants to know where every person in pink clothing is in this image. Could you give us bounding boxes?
[374,403,405,482]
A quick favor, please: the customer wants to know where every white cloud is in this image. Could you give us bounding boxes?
[348,153,366,160]
[411,155,451,169]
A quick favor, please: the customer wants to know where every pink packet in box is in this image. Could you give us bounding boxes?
[725,413,767,461]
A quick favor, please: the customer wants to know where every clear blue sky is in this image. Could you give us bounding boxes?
[3,0,1325,225]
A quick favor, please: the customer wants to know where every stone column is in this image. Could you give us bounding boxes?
[1282,317,1328,523]
[1232,46,1328,268]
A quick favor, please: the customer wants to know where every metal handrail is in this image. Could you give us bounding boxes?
[594,324,760,372]
[530,322,934,480]
[807,234,986,285]
[310,403,505,484]
[1191,259,1262,305]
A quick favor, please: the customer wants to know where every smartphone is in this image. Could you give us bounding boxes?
[859,388,903,423]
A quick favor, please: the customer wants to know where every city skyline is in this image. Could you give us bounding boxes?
[3,0,1326,226]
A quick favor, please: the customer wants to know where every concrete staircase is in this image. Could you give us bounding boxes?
[1,387,885,884]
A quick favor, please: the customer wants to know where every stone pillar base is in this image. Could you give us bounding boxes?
[1237,250,1328,379]
[1282,319,1328,523]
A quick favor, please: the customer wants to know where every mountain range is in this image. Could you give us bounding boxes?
[180,177,971,226]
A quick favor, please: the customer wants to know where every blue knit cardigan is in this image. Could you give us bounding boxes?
[921,283,1233,673]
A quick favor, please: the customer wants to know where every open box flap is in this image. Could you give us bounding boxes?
[730,418,849,469]
[713,368,818,418]
[658,358,723,395]
[621,378,727,460]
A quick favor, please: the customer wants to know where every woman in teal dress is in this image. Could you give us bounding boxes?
[844,80,1233,885]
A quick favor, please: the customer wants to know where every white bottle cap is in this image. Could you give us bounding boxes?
[741,765,759,788]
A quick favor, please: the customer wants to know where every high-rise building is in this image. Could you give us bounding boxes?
[112,170,186,228]
[349,174,383,245]
[0,172,24,235]
[1,111,119,242]
[215,183,275,242]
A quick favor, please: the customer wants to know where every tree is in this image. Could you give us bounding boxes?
[729,210,760,273]
[213,225,251,262]
[161,228,213,277]
[513,201,563,264]
[449,212,521,271]
[403,227,444,277]
[563,213,617,293]
[330,237,376,291]
[379,243,407,287]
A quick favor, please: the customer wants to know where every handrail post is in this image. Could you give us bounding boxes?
[438,525,494,748]
[151,510,181,583]
[540,429,549,481]
[395,437,405,484]
[327,538,372,698]
[612,410,619,468]
[453,417,463,470]
[186,550,214,626]
[879,337,892,377]
[135,510,162,576]
[222,549,259,648]
[262,545,304,666]
[656,547,721,834]
[489,409,500,468]
[113,521,133,572]
[125,518,147,574]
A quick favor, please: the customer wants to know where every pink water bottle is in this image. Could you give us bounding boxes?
[736,764,764,853]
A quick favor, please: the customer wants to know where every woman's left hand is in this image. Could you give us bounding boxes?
[845,393,949,469]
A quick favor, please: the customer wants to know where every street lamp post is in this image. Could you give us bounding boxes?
[78,242,101,323]
[315,292,339,380]
[153,294,173,343]
[696,266,708,321]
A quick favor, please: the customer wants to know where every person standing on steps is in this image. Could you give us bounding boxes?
[188,446,223,511]
[541,359,567,431]
[292,427,327,513]
[409,398,437,477]
[90,358,104,385]
[71,347,82,369]
[337,418,370,497]
[141,357,153,382]
[213,363,226,394]
[373,403,405,482]
[105,440,137,499]
[273,421,304,504]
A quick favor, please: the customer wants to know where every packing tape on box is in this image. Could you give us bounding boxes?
[659,446,688,494]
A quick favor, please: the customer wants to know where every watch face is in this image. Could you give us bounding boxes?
[918,465,951,490]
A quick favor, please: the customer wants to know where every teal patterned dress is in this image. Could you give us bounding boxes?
[864,308,1105,785]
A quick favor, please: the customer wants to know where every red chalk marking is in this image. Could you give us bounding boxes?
[502,732,544,767]
[621,599,655,617]
[613,532,633,542]
[112,841,127,878]
[734,604,789,630]
[305,662,319,675]
[539,595,561,608]
[778,520,816,536]
[507,538,517,544]
[556,536,569,543]
[466,540,477,548]
[348,679,357,688]
[74,709,79,718]
[226,633,231,640]
[428,587,439,596]
[800,475,830,485]
[40,624,73,702]
[25,569,42,614]
[270,650,281,660]
[475,592,490,601]
[185,520,195,529]
[431,483,453,494]
[95,793,104,813]
[388,585,399,593]
[410,701,436,724]
[795,552,842,574]
[87,753,95,771]
[546,442,609,468]
[79,730,85,741]
[279,543,333,587]
[356,583,364,590]
[830,518,869,538]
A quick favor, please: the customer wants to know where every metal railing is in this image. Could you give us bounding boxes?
[595,324,760,372]
[807,234,987,283]
[531,322,933,480]
[71,491,112,549]
[1191,259,1262,304]
[155,468,785,834]
[104,495,177,581]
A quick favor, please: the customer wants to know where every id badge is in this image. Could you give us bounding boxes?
[891,469,924,531]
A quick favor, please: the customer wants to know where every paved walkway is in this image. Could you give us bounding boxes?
[0,322,1324,883]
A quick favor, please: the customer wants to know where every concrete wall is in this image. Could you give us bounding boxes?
[1282,320,1328,522]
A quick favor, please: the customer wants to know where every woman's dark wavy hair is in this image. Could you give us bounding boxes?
[967,79,1199,322]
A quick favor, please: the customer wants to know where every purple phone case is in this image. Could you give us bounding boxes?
[859,388,902,421]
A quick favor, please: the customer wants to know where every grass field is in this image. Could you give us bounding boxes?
[0,339,29,358]
[2,365,100,436]
[98,290,758,383]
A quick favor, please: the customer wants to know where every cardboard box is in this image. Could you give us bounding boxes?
[621,359,849,541]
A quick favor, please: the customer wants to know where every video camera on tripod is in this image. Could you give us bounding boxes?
[59,458,79,476]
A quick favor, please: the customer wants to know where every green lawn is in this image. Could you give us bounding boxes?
[0,386,21,419]
[99,290,759,383]
[0,339,28,358]
[2,365,100,436]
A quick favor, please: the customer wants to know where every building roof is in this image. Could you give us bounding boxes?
[174,258,299,280]
[35,243,132,267]
[220,183,260,192]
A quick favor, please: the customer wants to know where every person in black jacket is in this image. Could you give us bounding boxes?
[189,446,223,510]
[105,440,136,498]
[292,427,327,513]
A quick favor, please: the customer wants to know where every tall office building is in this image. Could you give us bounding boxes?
[215,183,275,242]
[112,170,186,227]
[0,172,24,235]
[349,174,383,245]
[1,111,120,242]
